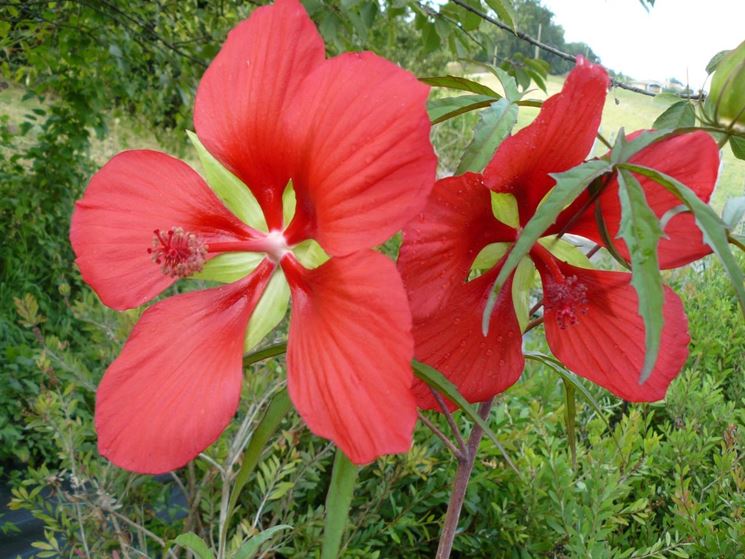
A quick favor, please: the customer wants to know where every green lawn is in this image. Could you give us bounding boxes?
[473,73,745,209]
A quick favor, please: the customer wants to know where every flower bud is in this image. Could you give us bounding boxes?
[709,40,745,133]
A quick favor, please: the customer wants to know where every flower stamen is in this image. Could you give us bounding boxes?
[543,275,589,329]
[531,244,589,329]
[148,227,208,278]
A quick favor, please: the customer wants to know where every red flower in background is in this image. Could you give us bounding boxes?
[399,59,719,408]
[71,0,436,473]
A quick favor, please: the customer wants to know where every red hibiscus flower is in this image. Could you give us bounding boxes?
[70,0,436,473]
[399,59,719,408]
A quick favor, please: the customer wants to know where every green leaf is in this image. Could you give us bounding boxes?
[174,533,215,559]
[232,525,292,559]
[446,0,481,31]
[482,160,613,334]
[282,181,296,226]
[538,236,593,268]
[191,253,264,283]
[562,379,577,468]
[420,75,500,97]
[419,20,439,54]
[730,135,745,160]
[610,129,671,166]
[621,163,745,316]
[660,204,689,230]
[524,58,550,93]
[524,67,547,93]
[428,94,496,124]
[321,449,359,559]
[227,389,292,523]
[483,65,520,102]
[617,169,664,383]
[524,352,623,454]
[244,272,290,352]
[471,242,511,271]
[722,196,745,229]
[706,49,731,75]
[456,99,518,173]
[652,101,696,130]
[484,0,517,31]
[490,192,519,228]
[293,239,330,269]
[187,130,267,231]
[511,257,537,331]
[412,360,518,474]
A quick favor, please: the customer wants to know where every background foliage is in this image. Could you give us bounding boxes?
[1,0,744,557]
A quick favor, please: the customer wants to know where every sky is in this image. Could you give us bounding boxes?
[540,0,744,89]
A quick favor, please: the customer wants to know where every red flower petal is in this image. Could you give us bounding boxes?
[96,260,274,474]
[283,251,417,464]
[399,174,515,321]
[569,131,719,268]
[283,52,436,254]
[538,260,689,401]
[483,60,609,224]
[194,0,325,229]
[412,267,524,410]
[70,150,254,310]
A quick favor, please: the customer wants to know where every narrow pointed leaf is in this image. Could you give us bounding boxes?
[233,525,292,559]
[321,449,358,559]
[174,533,215,559]
[524,352,624,455]
[660,205,689,230]
[227,388,292,522]
[428,94,496,124]
[187,130,267,231]
[412,360,518,474]
[293,239,330,269]
[457,99,518,173]
[483,159,612,334]
[192,253,264,283]
[610,129,671,166]
[420,75,500,97]
[466,61,521,102]
[490,192,519,228]
[244,272,290,352]
[562,379,577,468]
[617,169,665,383]
[621,163,745,316]
[539,236,593,268]
[511,257,537,331]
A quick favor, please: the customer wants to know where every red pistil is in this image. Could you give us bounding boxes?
[531,244,589,329]
[148,227,208,278]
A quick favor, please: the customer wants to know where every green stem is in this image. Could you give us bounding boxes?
[243,341,287,366]
[321,449,359,559]
[729,233,745,252]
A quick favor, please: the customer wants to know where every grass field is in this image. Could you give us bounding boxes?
[474,73,745,209]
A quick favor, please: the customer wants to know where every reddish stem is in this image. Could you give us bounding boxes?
[435,398,494,559]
